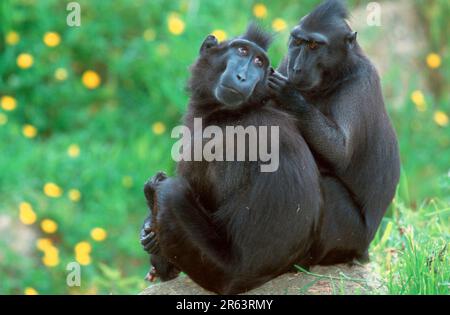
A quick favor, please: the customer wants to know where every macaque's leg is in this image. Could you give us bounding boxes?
[313,176,370,265]
[140,172,179,282]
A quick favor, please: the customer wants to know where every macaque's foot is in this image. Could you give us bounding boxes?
[147,255,180,282]
[355,250,370,264]
[143,171,168,205]
[345,251,370,267]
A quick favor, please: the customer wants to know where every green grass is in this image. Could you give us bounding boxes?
[0,0,449,294]
[371,197,449,294]
[294,194,449,295]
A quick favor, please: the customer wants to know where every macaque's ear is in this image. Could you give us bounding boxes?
[346,31,357,48]
[200,35,218,55]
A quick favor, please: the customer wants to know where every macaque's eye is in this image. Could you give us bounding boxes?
[292,38,303,46]
[254,56,264,67]
[237,46,249,56]
[308,41,319,50]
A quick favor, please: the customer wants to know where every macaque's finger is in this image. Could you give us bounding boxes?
[272,70,288,81]
[268,76,286,87]
[151,246,160,255]
[145,267,158,282]
[143,219,152,233]
[140,228,148,240]
[144,236,160,254]
[268,81,283,92]
[145,241,159,254]
[140,231,154,245]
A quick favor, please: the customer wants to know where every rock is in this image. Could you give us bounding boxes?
[140,263,384,295]
[0,214,36,260]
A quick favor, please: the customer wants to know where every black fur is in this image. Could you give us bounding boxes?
[302,0,349,25]
[240,23,274,51]
[269,0,400,263]
[140,27,323,294]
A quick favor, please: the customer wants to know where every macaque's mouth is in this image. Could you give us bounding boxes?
[220,85,244,97]
[288,73,318,92]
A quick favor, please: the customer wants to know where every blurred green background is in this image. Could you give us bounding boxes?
[0,0,448,295]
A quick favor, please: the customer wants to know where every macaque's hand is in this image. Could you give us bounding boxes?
[140,216,159,255]
[268,70,309,113]
[268,69,290,96]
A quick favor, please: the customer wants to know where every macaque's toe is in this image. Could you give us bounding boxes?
[145,267,158,282]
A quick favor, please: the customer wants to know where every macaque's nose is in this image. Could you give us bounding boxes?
[293,55,302,73]
[236,72,247,82]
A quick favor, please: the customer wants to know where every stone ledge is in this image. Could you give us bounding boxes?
[140,263,384,295]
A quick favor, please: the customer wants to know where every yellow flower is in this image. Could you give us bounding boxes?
[36,238,53,251]
[75,241,92,265]
[0,113,7,125]
[434,111,449,127]
[44,182,63,198]
[67,144,80,158]
[272,18,287,32]
[81,70,101,89]
[211,29,227,42]
[90,227,107,242]
[167,13,185,35]
[143,29,156,41]
[41,219,58,234]
[122,175,133,188]
[6,31,20,45]
[42,255,59,267]
[410,90,426,112]
[253,4,268,19]
[75,241,92,254]
[76,252,92,266]
[24,287,38,295]
[43,246,59,257]
[152,121,166,135]
[1,95,17,111]
[17,53,34,69]
[22,124,38,138]
[19,202,37,225]
[42,246,59,267]
[68,189,81,202]
[54,67,68,81]
[426,53,441,69]
[43,32,61,47]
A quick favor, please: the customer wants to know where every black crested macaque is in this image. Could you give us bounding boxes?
[268,0,400,264]
[140,25,322,294]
